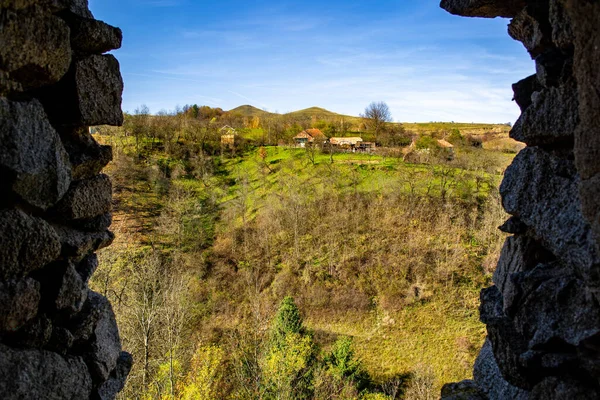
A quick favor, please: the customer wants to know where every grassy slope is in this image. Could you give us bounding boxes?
[211,147,509,388]
[97,137,513,396]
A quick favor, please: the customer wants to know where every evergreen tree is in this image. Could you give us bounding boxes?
[271,296,303,347]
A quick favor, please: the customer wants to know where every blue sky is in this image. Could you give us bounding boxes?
[89,0,534,123]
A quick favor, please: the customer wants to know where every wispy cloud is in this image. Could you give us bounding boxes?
[91,0,533,122]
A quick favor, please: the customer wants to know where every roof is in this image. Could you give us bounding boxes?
[305,128,325,138]
[294,131,313,140]
[437,139,454,148]
[330,137,364,145]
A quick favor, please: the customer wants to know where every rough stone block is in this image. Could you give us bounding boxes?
[70,16,122,55]
[53,174,112,220]
[480,286,532,389]
[55,0,93,18]
[493,235,554,314]
[72,212,113,233]
[508,7,551,59]
[549,0,573,49]
[76,253,98,284]
[440,0,526,18]
[39,55,124,127]
[0,6,71,93]
[535,49,573,88]
[6,314,52,348]
[509,81,578,146]
[0,343,93,399]
[512,74,541,112]
[512,264,600,350]
[473,339,529,399]
[70,291,122,383]
[95,351,133,400]
[570,0,600,200]
[498,216,528,234]
[0,98,72,210]
[0,278,40,332]
[59,127,113,181]
[500,147,600,278]
[0,209,61,281]
[580,174,600,248]
[55,262,88,315]
[53,224,114,262]
[440,380,486,400]
[47,326,75,356]
[530,377,599,399]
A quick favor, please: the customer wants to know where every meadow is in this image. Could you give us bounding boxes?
[92,110,514,399]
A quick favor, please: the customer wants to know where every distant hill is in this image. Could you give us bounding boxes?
[227,105,361,125]
[228,105,274,117]
[226,105,512,136]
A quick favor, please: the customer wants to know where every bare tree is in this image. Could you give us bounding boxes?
[361,101,392,139]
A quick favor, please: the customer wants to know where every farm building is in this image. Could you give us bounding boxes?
[356,141,376,152]
[294,129,327,147]
[220,125,237,148]
[329,137,364,148]
[437,139,455,160]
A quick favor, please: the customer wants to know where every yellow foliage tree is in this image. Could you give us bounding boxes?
[179,345,224,400]
[262,332,314,399]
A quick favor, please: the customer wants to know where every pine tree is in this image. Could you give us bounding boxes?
[271,296,303,347]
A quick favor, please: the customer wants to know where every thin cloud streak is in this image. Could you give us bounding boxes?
[90,0,534,122]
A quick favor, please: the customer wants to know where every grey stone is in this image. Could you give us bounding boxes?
[569,1,600,180]
[53,224,114,262]
[53,174,112,220]
[0,98,72,209]
[47,326,75,355]
[530,377,600,400]
[56,0,93,18]
[480,286,532,389]
[55,261,88,315]
[73,212,113,233]
[493,235,554,314]
[512,74,541,112]
[535,49,573,88]
[440,0,526,18]
[500,147,600,279]
[580,174,600,249]
[70,291,122,383]
[509,81,578,146]
[0,6,71,93]
[76,253,98,284]
[59,127,113,181]
[0,342,93,399]
[70,17,122,55]
[498,217,527,234]
[511,264,600,350]
[508,7,549,59]
[39,55,124,127]
[7,314,53,348]
[473,339,529,400]
[0,209,61,280]
[95,352,133,400]
[440,380,486,400]
[549,0,573,49]
[0,278,40,332]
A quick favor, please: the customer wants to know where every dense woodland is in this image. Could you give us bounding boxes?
[93,105,518,399]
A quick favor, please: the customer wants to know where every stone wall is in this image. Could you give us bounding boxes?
[0,1,130,399]
[439,1,600,399]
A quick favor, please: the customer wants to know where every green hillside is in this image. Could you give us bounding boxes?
[228,104,274,117]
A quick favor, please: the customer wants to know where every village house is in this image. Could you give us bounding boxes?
[293,128,327,147]
[437,139,455,160]
[220,125,237,148]
[329,137,364,150]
